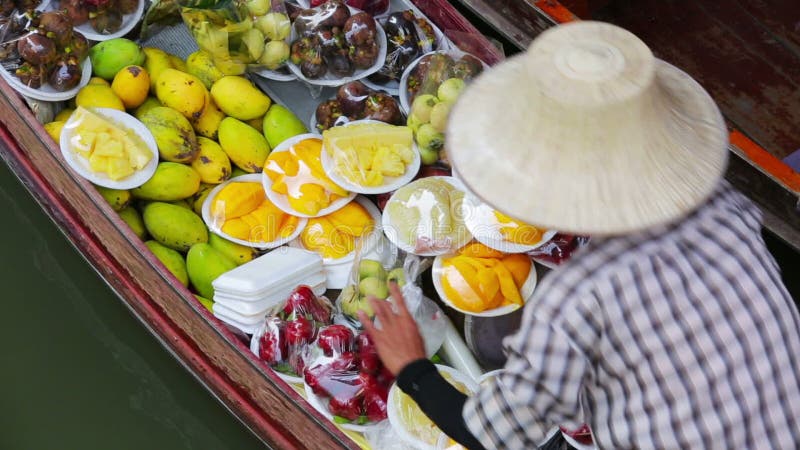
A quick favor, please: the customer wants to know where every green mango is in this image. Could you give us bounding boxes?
[89,38,145,80]
[132,162,201,201]
[218,117,270,173]
[142,202,208,252]
[118,206,146,239]
[192,183,215,216]
[262,104,307,148]
[186,243,237,299]
[208,233,257,266]
[194,294,214,312]
[96,186,131,211]
[145,240,189,286]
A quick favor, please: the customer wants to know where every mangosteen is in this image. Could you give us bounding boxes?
[349,40,378,69]
[325,51,352,78]
[318,0,349,29]
[65,31,88,62]
[48,55,80,91]
[315,99,343,131]
[60,0,89,25]
[362,92,402,124]
[343,12,376,47]
[90,9,122,34]
[15,62,45,88]
[336,81,369,117]
[37,10,73,48]
[17,33,56,65]
[116,0,138,15]
[450,54,484,81]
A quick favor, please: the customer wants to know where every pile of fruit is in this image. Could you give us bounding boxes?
[290,0,380,79]
[438,242,531,313]
[2,10,89,90]
[299,200,374,259]
[181,0,292,73]
[264,137,350,216]
[322,121,415,187]
[211,180,301,245]
[493,210,544,246]
[256,286,334,377]
[58,0,138,35]
[304,325,393,425]
[368,9,437,84]
[315,81,404,131]
[339,259,405,320]
[308,0,389,16]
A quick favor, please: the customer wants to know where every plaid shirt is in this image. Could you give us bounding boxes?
[463,182,800,449]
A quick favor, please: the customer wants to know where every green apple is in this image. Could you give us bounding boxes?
[410,94,439,123]
[437,78,465,104]
[359,277,389,299]
[429,102,452,133]
[387,268,406,287]
[417,123,444,150]
[419,145,439,165]
[359,259,387,281]
[407,112,424,134]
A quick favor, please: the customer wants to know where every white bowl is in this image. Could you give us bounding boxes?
[286,6,388,86]
[320,119,421,195]
[398,49,488,114]
[202,174,308,250]
[387,365,479,449]
[461,191,557,254]
[381,176,473,257]
[262,133,357,218]
[0,56,92,102]
[431,252,536,317]
[59,107,158,189]
[69,0,145,41]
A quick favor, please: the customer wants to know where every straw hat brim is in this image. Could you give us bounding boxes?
[447,55,729,236]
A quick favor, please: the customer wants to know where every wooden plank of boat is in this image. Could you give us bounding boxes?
[452,0,800,251]
[0,1,505,447]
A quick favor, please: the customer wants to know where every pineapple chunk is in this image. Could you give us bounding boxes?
[89,153,109,173]
[106,156,135,180]
[93,137,125,158]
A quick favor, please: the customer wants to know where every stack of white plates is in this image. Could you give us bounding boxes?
[211,247,325,334]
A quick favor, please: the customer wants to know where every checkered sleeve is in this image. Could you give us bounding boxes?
[463,304,593,449]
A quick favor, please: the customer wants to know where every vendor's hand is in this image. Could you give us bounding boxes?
[358,282,426,376]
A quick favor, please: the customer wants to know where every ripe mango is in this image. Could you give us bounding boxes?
[156,68,209,120]
[143,47,172,92]
[186,50,224,89]
[186,243,237,299]
[139,106,199,163]
[230,166,248,178]
[192,137,231,184]
[96,186,131,211]
[75,84,125,111]
[192,183,214,215]
[44,121,65,142]
[168,53,187,72]
[208,233,256,266]
[210,76,271,120]
[133,97,162,120]
[89,38,145,80]
[145,240,189,286]
[195,294,214,312]
[132,162,201,201]
[212,182,264,220]
[111,65,150,109]
[54,108,74,121]
[262,104,307,148]
[118,206,147,239]
[142,202,208,252]
[191,97,226,140]
[218,117,270,173]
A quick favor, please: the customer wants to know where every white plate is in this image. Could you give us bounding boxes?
[461,191,557,254]
[59,107,158,189]
[320,119,420,195]
[0,57,91,102]
[431,252,536,317]
[262,133,356,218]
[361,4,449,96]
[68,0,145,41]
[201,174,308,250]
[253,67,297,82]
[398,49,488,114]
[286,6,388,86]
[381,176,473,257]
[249,321,305,385]
[388,365,478,449]
[303,377,385,433]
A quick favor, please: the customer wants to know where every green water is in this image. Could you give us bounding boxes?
[0,160,266,450]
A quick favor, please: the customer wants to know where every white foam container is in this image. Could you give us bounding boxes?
[1,56,92,102]
[212,246,324,295]
[214,312,263,335]
[59,108,159,189]
[262,133,357,218]
[213,275,328,316]
[286,6,388,86]
[431,253,537,317]
[320,119,421,195]
[201,174,309,250]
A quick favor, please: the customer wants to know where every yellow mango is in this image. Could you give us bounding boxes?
[221,218,251,241]
[476,267,501,307]
[210,76,271,120]
[191,97,226,140]
[279,215,301,238]
[133,97,162,120]
[301,217,354,259]
[192,137,232,184]
[54,108,74,121]
[494,210,543,245]
[192,183,215,215]
[289,183,329,216]
[75,84,125,111]
[208,233,256,265]
[186,50,225,89]
[139,106,199,163]
[459,242,504,259]
[111,65,150,109]
[212,182,264,220]
[271,174,288,195]
[143,47,172,91]
[168,53,187,72]
[156,68,209,120]
[441,264,484,313]
[501,254,532,287]
[217,117,270,173]
[131,162,201,201]
[44,121,65,143]
[326,201,373,237]
[493,262,523,305]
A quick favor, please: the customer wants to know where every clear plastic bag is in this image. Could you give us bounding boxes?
[313,80,404,132]
[527,234,591,268]
[307,0,389,17]
[179,0,293,73]
[250,285,334,380]
[302,322,394,427]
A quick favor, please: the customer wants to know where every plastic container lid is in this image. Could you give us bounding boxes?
[212,246,323,295]
[212,268,326,300]
[320,120,422,195]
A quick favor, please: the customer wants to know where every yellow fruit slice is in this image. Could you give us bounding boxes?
[459,242,504,259]
[326,201,374,237]
[441,263,485,313]
[493,262,523,305]
[212,182,264,220]
[221,217,251,240]
[501,254,532,287]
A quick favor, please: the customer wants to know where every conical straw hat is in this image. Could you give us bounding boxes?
[447,21,728,235]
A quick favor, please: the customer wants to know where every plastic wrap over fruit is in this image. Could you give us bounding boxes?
[302,323,394,426]
[179,0,293,73]
[527,233,591,268]
[250,285,334,379]
[367,9,441,85]
[314,81,404,132]
[308,0,388,17]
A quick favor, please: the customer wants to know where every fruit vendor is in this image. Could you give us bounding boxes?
[359,21,800,449]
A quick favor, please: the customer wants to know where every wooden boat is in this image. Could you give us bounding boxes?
[0,0,797,448]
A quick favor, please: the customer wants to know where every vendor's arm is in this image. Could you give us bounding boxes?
[358,284,486,450]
